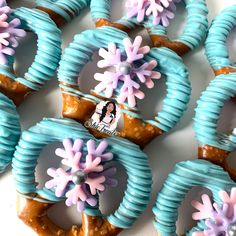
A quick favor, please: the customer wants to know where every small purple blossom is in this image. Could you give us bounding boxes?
[0,0,26,65]
[45,139,117,212]
[126,0,181,26]
[94,36,161,107]
[191,188,236,236]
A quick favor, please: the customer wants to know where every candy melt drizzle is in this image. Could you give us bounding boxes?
[0,0,26,65]
[94,36,161,107]
[45,139,117,212]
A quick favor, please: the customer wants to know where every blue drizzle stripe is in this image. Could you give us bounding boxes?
[36,0,90,22]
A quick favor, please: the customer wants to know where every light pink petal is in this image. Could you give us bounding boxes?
[86,176,106,195]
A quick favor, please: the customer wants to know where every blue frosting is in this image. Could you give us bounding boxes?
[90,0,208,50]
[58,26,191,133]
[12,118,152,229]
[36,0,90,22]
[152,159,236,236]
[0,7,62,91]
[194,73,236,152]
[0,93,21,173]
[205,5,236,70]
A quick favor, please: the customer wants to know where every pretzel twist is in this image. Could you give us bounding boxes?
[58,26,190,148]
[195,5,236,181]
[13,118,152,236]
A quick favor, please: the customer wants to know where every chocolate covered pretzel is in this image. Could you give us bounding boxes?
[57,26,191,148]
[13,9,192,236]
[0,1,61,173]
[152,6,236,235]
[194,5,236,181]
[13,118,152,236]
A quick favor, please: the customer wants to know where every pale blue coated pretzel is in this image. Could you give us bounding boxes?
[12,118,152,229]
[152,160,236,236]
[195,5,236,153]
[153,6,236,236]
[58,26,190,140]
[0,7,61,174]
[205,5,236,72]
[2,7,62,91]
[36,0,90,25]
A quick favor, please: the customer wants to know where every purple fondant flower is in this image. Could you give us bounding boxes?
[94,36,161,107]
[0,0,26,65]
[45,139,117,212]
[126,0,181,26]
[191,188,236,236]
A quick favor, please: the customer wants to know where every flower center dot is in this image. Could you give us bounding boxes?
[72,170,87,185]
[118,62,132,75]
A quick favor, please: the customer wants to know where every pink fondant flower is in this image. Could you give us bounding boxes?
[0,0,26,65]
[126,0,181,26]
[191,188,236,236]
[45,139,117,212]
[94,36,161,107]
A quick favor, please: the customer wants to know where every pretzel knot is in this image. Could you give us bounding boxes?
[195,5,236,181]
[58,26,190,148]
[13,118,153,236]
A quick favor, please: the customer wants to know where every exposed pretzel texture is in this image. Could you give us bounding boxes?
[17,195,122,236]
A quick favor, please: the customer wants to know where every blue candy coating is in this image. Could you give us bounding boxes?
[12,118,152,229]
[37,0,208,51]
[58,26,191,132]
[90,0,208,50]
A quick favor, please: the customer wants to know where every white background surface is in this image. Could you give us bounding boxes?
[1,0,236,235]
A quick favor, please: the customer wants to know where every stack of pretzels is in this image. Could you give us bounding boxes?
[6,1,236,236]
